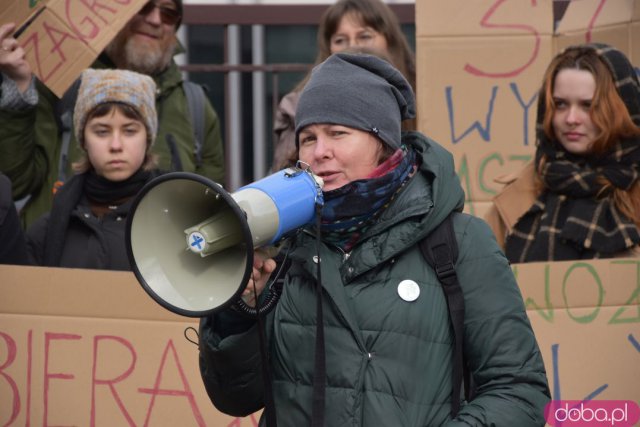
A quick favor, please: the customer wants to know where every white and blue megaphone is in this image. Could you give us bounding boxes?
[125,166,323,317]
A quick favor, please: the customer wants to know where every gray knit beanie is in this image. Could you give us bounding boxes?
[295,52,416,150]
[74,69,158,148]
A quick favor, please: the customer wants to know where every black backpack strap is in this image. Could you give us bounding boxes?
[419,212,470,418]
[55,78,82,186]
[165,133,184,172]
[182,81,206,168]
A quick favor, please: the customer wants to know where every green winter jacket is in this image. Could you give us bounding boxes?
[0,54,225,229]
[198,133,550,426]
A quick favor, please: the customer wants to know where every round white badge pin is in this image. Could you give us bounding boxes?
[397,280,420,302]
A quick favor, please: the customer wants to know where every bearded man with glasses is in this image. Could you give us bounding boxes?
[106,1,184,76]
[0,0,226,230]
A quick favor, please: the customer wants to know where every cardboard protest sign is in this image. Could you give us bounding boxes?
[9,0,148,98]
[1,0,45,31]
[0,265,261,426]
[627,19,640,67]
[1,259,637,425]
[415,0,639,214]
[515,258,640,405]
[415,3,640,410]
[553,0,635,35]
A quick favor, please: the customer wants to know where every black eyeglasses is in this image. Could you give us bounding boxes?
[138,2,181,26]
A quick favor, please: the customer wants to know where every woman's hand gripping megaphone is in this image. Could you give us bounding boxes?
[241,249,277,308]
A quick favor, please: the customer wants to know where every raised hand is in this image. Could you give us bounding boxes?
[241,250,277,308]
[0,23,33,93]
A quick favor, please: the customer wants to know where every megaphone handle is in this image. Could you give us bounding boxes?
[235,278,284,317]
[233,247,290,317]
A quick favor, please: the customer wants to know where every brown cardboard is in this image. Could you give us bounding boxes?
[2,259,638,424]
[554,0,635,35]
[1,0,45,31]
[418,0,640,411]
[0,265,261,426]
[416,35,551,202]
[415,0,633,38]
[554,23,631,57]
[631,21,640,64]
[0,266,182,321]
[12,0,147,97]
[416,0,640,208]
[515,258,640,401]
[415,0,553,37]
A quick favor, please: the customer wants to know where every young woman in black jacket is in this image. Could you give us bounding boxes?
[26,69,161,270]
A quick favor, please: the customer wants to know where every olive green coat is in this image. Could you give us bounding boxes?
[199,134,550,426]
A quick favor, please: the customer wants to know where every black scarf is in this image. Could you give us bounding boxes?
[506,44,640,262]
[43,169,151,266]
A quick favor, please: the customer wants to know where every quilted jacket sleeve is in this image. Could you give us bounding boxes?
[0,79,53,200]
[198,312,266,417]
[0,174,29,265]
[444,214,551,426]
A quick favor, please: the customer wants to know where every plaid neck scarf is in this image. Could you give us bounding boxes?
[320,147,416,252]
[505,44,640,263]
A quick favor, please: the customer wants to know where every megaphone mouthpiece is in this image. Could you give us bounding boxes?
[184,206,243,257]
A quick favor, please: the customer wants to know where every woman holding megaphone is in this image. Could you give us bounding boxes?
[198,52,550,426]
